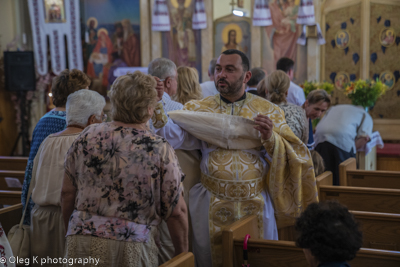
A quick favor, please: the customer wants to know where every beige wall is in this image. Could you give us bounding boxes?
[213,0,252,20]
[0,0,17,53]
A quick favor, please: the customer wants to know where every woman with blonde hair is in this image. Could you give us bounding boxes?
[174,66,203,105]
[62,71,188,266]
[265,70,309,144]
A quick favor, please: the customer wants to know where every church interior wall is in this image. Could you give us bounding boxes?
[322,0,400,119]
[0,0,400,155]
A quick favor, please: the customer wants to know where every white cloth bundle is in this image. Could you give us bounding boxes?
[152,0,171,32]
[192,0,207,30]
[252,0,273,27]
[297,0,316,25]
[357,131,384,155]
[28,0,83,75]
[168,110,262,150]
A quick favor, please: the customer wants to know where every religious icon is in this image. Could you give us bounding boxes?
[380,71,395,90]
[214,15,251,60]
[335,30,350,49]
[221,25,243,53]
[81,0,141,91]
[380,28,396,47]
[334,72,350,90]
[44,0,65,23]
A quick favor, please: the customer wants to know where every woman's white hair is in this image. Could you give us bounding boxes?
[66,89,106,127]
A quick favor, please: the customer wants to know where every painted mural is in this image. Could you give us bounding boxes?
[162,0,202,80]
[80,0,141,90]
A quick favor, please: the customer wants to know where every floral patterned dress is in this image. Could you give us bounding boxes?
[64,122,184,265]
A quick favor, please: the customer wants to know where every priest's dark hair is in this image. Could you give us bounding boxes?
[221,49,249,72]
[276,57,295,73]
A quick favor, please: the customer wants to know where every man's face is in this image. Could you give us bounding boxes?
[214,54,249,98]
[165,69,178,96]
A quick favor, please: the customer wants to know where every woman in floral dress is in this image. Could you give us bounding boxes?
[61,71,188,266]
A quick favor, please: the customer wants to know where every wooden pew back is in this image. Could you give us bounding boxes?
[352,211,400,251]
[0,170,25,191]
[159,252,195,267]
[346,170,400,189]
[232,239,400,267]
[0,156,28,171]
[0,190,22,207]
[339,157,400,188]
[223,215,400,267]
[319,185,400,214]
[222,215,260,267]
[0,203,22,234]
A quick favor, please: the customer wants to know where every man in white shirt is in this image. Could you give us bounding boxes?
[276,57,306,106]
[315,104,373,185]
[200,58,219,98]
[246,67,266,95]
[147,57,183,263]
[148,58,183,112]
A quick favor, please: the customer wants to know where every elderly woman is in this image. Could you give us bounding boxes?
[22,69,90,225]
[264,70,309,144]
[29,89,105,265]
[174,66,203,105]
[302,90,331,149]
[61,71,188,266]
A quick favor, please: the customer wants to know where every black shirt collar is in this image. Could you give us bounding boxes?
[220,92,247,104]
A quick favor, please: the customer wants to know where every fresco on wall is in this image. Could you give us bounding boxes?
[162,0,202,80]
[81,0,141,89]
[261,0,307,83]
[214,15,251,61]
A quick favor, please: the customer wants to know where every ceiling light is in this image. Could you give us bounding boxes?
[233,9,244,17]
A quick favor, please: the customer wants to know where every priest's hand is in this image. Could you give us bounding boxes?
[153,76,164,102]
[254,114,273,140]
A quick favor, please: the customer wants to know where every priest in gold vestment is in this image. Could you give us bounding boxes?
[152,49,317,267]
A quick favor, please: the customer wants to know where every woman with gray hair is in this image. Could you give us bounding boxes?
[61,71,188,266]
[29,89,106,265]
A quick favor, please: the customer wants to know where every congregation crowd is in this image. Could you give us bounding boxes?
[16,49,372,267]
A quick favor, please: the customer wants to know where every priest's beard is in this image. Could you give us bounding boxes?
[215,72,245,98]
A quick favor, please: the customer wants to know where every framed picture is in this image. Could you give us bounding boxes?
[380,71,395,90]
[44,0,66,23]
[214,14,251,61]
[379,28,396,47]
[335,30,350,50]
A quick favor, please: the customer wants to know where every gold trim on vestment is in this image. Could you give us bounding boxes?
[201,172,264,201]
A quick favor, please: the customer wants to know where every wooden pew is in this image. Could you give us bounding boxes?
[339,158,400,189]
[0,190,22,207]
[223,215,400,267]
[373,119,400,171]
[0,170,25,191]
[159,252,195,267]
[0,156,28,171]
[319,185,400,214]
[351,211,400,251]
[232,239,400,267]
[0,203,22,234]
[277,171,333,242]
